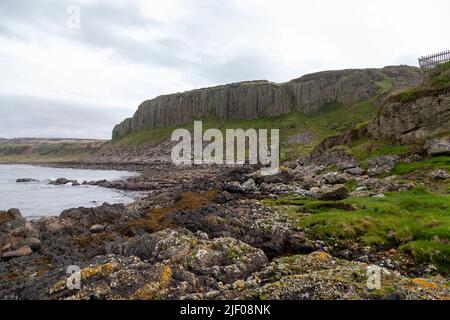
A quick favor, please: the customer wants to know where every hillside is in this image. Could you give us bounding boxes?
[84,65,421,164]
[112,66,420,139]
[0,138,106,163]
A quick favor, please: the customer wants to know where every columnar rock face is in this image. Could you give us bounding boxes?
[113,81,293,139]
[113,66,421,139]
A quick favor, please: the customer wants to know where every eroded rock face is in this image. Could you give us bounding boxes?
[368,94,450,143]
[113,67,420,139]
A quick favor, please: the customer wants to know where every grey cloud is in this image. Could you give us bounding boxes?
[0,95,128,139]
[1,0,275,84]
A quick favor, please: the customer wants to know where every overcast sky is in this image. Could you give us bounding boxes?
[0,0,449,139]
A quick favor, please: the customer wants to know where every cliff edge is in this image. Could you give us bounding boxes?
[113,66,420,139]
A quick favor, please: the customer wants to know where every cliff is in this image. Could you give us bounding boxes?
[368,62,450,143]
[113,66,421,139]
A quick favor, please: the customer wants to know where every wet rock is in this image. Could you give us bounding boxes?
[90,224,106,233]
[0,209,26,232]
[16,178,38,183]
[19,237,41,251]
[2,245,32,260]
[214,191,234,204]
[49,178,78,185]
[60,203,126,228]
[366,155,399,176]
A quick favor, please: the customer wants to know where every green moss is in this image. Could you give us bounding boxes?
[0,141,105,163]
[265,187,450,273]
[401,240,450,274]
[392,156,450,176]
[389,62,450,103]
[349,137,413,162]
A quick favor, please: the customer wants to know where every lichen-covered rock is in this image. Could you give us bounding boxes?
[310,184,349,201]
[428,169,450,180]
[366,155,399,176]
[189,252,450,300]
[369,94,450,144]
[109,228,268,284]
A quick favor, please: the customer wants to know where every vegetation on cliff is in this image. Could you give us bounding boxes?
[0,139,105,163]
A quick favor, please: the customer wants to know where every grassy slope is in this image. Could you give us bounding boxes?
[261,64,450,273]
[110,98,379,162]
[0,140,105,163]
[264,186,450,273]
[390,61,450,103]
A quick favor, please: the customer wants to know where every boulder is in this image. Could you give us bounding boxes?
[90,224,106,233]
[429,169,450,180]
[2,245,32,260]
[425,138,450,156]
[336,162,359,170]
[311,184,349,201]
[345,167,364,176]
[19,237,41,251]
[16,178,38,183]
[241,179,257,192]
[49,178,70,185]
[366,155,399,176]
[322,172,348,184]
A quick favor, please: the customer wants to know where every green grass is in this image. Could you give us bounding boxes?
[390,61,450,103]
[349,137,414,163]
[0,142,105,163]
[264,187,450,273]
[392,156,450,176]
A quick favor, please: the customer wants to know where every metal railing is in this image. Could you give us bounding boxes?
[418,50,450,69]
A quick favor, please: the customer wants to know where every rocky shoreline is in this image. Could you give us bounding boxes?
[1,160,448,300]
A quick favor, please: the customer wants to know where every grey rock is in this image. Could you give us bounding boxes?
[16,178,39,183]
[2,246,32,260]
[429,169,450,180]
[322,172,348,184]
[336,162,358,170]
[425,138,450,156]
[345,167,364,176]
[311,184,349,201]
[89,224,106,233]
[49,178,72,185]
[366,155,399,176]
[241,179,257,192]
[19,237,41,251]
